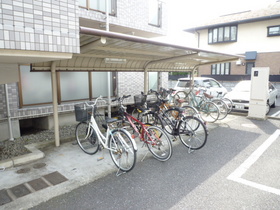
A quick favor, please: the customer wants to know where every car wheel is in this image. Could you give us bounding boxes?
[266,102,271,115]
[271,99,276,108]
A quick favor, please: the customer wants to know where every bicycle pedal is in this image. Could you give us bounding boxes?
[172,138,177,142]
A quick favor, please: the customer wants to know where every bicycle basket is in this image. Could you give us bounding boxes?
[74,104,92,122]
[146,94,158,107]
[134,94,147,106]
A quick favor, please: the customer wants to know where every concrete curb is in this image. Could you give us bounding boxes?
[0,143,45,169]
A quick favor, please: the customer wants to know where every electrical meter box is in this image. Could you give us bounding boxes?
[248,67,270,119]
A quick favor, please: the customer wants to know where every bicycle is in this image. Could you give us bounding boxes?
[112,95,173,162]
[196,88,229,120]
[75,96,137,175]
[215,91,233,113]
[174,90,220,123]
[139,90,208,152]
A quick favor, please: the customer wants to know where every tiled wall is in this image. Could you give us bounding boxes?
[0,83,18,119]
[78,0,168,36]
[0,0,80,53]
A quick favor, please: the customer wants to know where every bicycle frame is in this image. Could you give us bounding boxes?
[85,101,136,154]
[124,111,157,145]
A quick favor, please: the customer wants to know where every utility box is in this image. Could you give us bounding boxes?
[248,67,270,120]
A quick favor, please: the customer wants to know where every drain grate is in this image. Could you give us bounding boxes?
[43,171,68,186]
[0,189,12,206]
[9,184,31,198]
[0,171,68,206]
[28,178,49,191]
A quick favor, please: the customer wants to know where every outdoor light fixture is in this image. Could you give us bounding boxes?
[175,62,187,66]
[104,58,127,64]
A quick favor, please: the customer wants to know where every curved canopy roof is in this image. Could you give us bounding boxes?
[31,27,242,72]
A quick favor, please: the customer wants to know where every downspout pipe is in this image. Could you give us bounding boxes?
[195,30,200,48]
[4,84,14,141]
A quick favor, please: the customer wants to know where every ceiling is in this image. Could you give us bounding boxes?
[31,27,242,72]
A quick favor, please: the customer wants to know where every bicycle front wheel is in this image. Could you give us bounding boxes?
[161,108,180,135]
[200,101,220,123]
[178,116,208,150]
[145,126,172,161]
[75,122,100,155]
[109,129,137,172]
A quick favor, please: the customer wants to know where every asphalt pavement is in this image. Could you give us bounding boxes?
[1,109,280,209]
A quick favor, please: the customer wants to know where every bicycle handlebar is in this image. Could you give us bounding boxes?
[112,95,131,103]
[84,95,107,108]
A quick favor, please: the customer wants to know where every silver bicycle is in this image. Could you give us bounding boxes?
[75,96,137,175]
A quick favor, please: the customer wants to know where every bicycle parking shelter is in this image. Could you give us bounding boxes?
[31,27,242,146]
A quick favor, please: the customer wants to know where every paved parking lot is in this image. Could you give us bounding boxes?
[1,109,280,209]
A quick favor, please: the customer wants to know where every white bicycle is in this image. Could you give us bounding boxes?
[75,96,137,174]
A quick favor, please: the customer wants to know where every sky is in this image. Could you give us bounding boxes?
[155,0,277,45]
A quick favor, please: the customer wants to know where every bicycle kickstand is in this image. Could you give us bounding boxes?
[141,150,149,162]
[188,147,194,154]
[116,168,126,176]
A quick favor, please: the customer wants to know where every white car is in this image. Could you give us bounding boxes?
[225,80,278,113]
[174,77,228,97]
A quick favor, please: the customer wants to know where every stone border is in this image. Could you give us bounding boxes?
[0,144,45,169]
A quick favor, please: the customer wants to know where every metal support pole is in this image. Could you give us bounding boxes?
[144,69,149,94]
[106,0,111,118]
[107,72,111,118]
[4,84,14,141]
[51,61,60,147]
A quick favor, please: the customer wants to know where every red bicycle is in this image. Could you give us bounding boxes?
[112,95,172,161]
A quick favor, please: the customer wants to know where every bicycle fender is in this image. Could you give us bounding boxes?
[112,128,138,151]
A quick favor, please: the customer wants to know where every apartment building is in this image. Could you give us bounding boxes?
[184,1,280,87]
[0,0,169,140]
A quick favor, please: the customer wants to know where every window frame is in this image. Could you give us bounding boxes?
[79,0,116,15]
[211,63,231,75]
[267,25,280,37]
[148,0,162,27]
[208,25,237,44]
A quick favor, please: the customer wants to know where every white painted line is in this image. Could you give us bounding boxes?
[271,110,280,117]
[227,129,280,195]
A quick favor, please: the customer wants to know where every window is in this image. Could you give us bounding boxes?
[149,72,158,90]
[79,0,116,15]
[19,65,117,106]
[208,26,237,44]
[149,0,162,27]
[20,65,52,105]
[268,25,280,36]
[211,63,230,75]
[91,72,114,98]
[60,72,89,101]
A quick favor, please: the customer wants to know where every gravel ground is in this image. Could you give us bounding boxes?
[0,124,76,161]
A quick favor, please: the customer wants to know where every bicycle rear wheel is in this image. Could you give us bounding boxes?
[174,91,189,106]
[145,126,172,161]
[212,99,228,120]
[109,129,137,172]
[200,101,220,123]
[75,122,100,155]
[178,116,207,150]
[222,98,233,113]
